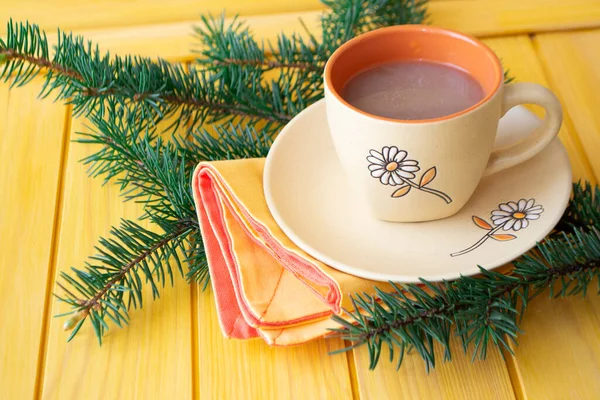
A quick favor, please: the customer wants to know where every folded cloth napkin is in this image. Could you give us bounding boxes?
[193,159,393,345]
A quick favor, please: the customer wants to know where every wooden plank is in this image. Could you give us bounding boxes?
[353,344,515,400]
[0,0,459,35]
[0,0,325,32]
[195,287,355,399]
[430,0,600,37]
[6,0,600,63]
[535,31,600,180]
[482,36,596,184]
[3,0,600,36]
[0,80,68,399]
[39,117,193,399]
[483,34,600,400]
[503,293,600,400]
[43,11,324,62]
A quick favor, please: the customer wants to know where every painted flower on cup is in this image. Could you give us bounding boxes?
[367,147,420,185]
[367,146,452,203]
[450,198,544,257]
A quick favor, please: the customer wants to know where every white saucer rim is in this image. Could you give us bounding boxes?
[264,100,572,282]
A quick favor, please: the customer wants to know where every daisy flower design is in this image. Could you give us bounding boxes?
[451,198,544,257]
[366,146,452,203]
[367,146,420,186]
[490,199,544,231]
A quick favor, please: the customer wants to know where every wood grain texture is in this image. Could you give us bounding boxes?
[0,0,325,32]
[7,0,600,63]
[195,287,355,400]
[39,117,193,400]
[43,11,324,62]
[0,80,68,400]
[430,0,600,37]
[2,0,599,36]
[504,293,600,400]
[482,35,597,184]
[352,342,515,400]
[535,31,600,180]
[484,34,600,400]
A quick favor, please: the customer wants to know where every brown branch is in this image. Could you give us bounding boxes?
[79,221,195,311]
[99,91,292,123]
[89,90,292,123]
[162,94,291,123]
[0,49,83,80]
[214,58,323,72]
[1,50,293,123]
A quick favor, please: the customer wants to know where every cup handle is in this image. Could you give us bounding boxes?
[483,82,563,177]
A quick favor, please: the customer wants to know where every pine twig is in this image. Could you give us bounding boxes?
[58,219,197,344]
[557,181,600,231]
[0,20,294,131]
[353,258,599,344]
[1,45,291,123]
[333,227,600,371]
[81,222,193,312]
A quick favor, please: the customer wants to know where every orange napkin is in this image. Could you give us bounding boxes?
[192,159,393,345]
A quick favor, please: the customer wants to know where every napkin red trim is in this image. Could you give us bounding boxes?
[193,163,340,340]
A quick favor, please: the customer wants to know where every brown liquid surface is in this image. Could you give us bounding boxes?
[341,60,485,120]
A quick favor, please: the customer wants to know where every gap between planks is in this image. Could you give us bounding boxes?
[345,341,361,400]
[33,106,73,400]
[531,33,599,183]
[190,283,200,400]
[502,352,527,400]
[186,59,201,400]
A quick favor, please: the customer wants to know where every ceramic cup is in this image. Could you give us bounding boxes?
[323,25,562,222]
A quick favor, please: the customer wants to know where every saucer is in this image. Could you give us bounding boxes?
[264,100,572,282]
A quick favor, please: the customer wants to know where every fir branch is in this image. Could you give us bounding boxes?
[81,222,192,309]
[77,105,197,221]
[1,1,432,139]
[185,230,210,288]
[78,100,273,206]
[0,20,293,132]
[162,89,292,124]
[321,0,428,45]
[180,123,274,162]
[195,1,429,135]
[58,218,197,344]
[558,182,600,231]
[56,99,279,342]
[332,227,600,371]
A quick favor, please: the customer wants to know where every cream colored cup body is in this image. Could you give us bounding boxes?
[325,82,504,222]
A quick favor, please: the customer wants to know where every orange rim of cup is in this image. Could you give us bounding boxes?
[324,24,503,123]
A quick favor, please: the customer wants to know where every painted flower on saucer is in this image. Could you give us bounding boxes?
[367,146,452,203]
[451,198,544,257]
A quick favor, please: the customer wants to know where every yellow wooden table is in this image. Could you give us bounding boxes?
[1,1,600,399]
